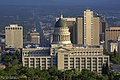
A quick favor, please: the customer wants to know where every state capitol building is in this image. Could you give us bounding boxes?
[22,17,109,74]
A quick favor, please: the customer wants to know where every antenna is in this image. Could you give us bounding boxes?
[60,14,63,18]
[60,12,63,18]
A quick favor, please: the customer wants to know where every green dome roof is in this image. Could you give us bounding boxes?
[55,18,67,28]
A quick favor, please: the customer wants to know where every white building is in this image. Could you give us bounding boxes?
[5,24,23,49]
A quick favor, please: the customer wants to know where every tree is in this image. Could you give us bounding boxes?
[4,66,17,76]
[48,66,63,80]
[113,75,120,80]
[111,53,120,64]
[89,71,97,80]
[34,68,41,79]
[48,66,58,76]
[97,75,108,80]
[3,55,13,66]
[103,48,109,55]
[0,69,6,76]
[24,67,35,79]
[1,52,21,67]
[12,59,19,66]
[113,49,117,57]
[57,70,62,79]
[39,70,50,80]
[50,76,59,80]
[102,63,109,75]
[80,69,97,80]
[71,69,80,80]
[64,70,73,80]
[108,71,114,80]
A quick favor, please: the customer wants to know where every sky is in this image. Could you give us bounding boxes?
[0,0,119,6]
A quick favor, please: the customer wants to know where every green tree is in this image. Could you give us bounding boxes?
[17,67,28,78]
[4,66,17,76]
[50,76,59,80]
[0,69,6,76]
[108,71,114,80]
[48,66,58,76]
[1,52,21,67]
[34,68,41,79]
[97,75,108,80]
[102,63,109,75]
[24,67,35,79]
[80,69,97,80]
[48,66,63,80]
[111,53,120,64]
[3,55,13,66]
[113,49,117,57]
[39,70,50,80]
[113,75,120,80]
[12,59,19,65]
[71,69,80,80]
[57,70,62,79]
[65,70,73,80]
[103,48,109,55]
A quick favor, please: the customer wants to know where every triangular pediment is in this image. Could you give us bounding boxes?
[56,47,71,51]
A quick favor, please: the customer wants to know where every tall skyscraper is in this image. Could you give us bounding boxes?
[83,9,100,46]
[5,24,23,48]
[93,16,100,45]
[84,9,93,45]
[76,17,83,44]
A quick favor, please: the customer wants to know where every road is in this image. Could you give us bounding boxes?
[33,12,50,47]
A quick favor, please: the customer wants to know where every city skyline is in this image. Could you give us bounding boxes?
[0,1,119,78]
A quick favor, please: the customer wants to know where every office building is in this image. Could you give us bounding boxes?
[105,27,120,50]
[22,18,109,74]
[93,16,100,45]
[99,18,108,48]
[76,17,83,44]
[83,10,100,46]
[76,10,100,46]
[5,24,23,49]
[83,9,93,45]
[100,18,108,41]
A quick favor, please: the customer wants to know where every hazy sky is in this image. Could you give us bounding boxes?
[0,0,119,6]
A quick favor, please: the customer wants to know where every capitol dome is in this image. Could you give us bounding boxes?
[55,18,67,28]
[52,17,71,45]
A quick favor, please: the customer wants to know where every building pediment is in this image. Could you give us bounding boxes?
[56,47,71,51]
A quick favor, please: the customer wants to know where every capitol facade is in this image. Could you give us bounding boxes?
[22,18,109,74]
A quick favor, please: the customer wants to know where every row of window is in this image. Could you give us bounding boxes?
[6,27,22,30]
[24,62,51,68]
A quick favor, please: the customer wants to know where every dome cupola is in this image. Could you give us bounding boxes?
[55,18,67,28]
